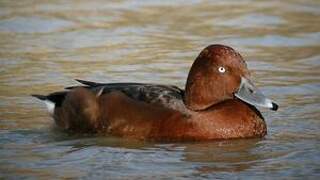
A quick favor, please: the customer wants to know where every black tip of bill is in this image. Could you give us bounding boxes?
[271,102,279,111]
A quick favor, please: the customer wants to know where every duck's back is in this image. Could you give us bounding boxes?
[43,79,188,114]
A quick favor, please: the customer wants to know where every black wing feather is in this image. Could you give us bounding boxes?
[74,79,186,111]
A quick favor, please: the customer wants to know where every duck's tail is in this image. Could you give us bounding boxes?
[32,88,101,132]
[32,92,67,115]
[32,94,55,115]
[31,94,47,100]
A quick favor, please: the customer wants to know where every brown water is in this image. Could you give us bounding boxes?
[0,0,320,179]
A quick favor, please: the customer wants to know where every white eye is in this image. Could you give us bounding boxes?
[218,66,226,73]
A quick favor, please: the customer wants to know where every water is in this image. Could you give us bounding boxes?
[0,0,319,179]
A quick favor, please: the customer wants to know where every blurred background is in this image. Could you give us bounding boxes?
[0,0,319,179]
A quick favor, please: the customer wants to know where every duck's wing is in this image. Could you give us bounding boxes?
[68,79,187,112]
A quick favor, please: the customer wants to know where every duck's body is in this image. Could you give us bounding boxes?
[33,44,277,141]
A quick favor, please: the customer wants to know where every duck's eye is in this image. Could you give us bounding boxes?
[218,66,226,73]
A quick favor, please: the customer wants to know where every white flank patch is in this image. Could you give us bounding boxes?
[44,100,55,115]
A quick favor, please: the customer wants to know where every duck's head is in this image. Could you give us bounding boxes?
[184,44,278,111]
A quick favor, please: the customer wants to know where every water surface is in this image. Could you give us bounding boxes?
[0,0,320,179]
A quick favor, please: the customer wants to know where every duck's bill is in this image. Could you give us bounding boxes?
[235,77,278,111]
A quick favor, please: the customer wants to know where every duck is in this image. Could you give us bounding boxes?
[32,44,278,141]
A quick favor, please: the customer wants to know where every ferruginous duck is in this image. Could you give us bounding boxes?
[33,44,278,141]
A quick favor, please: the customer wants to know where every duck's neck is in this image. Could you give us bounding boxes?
[183,72,225,111]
